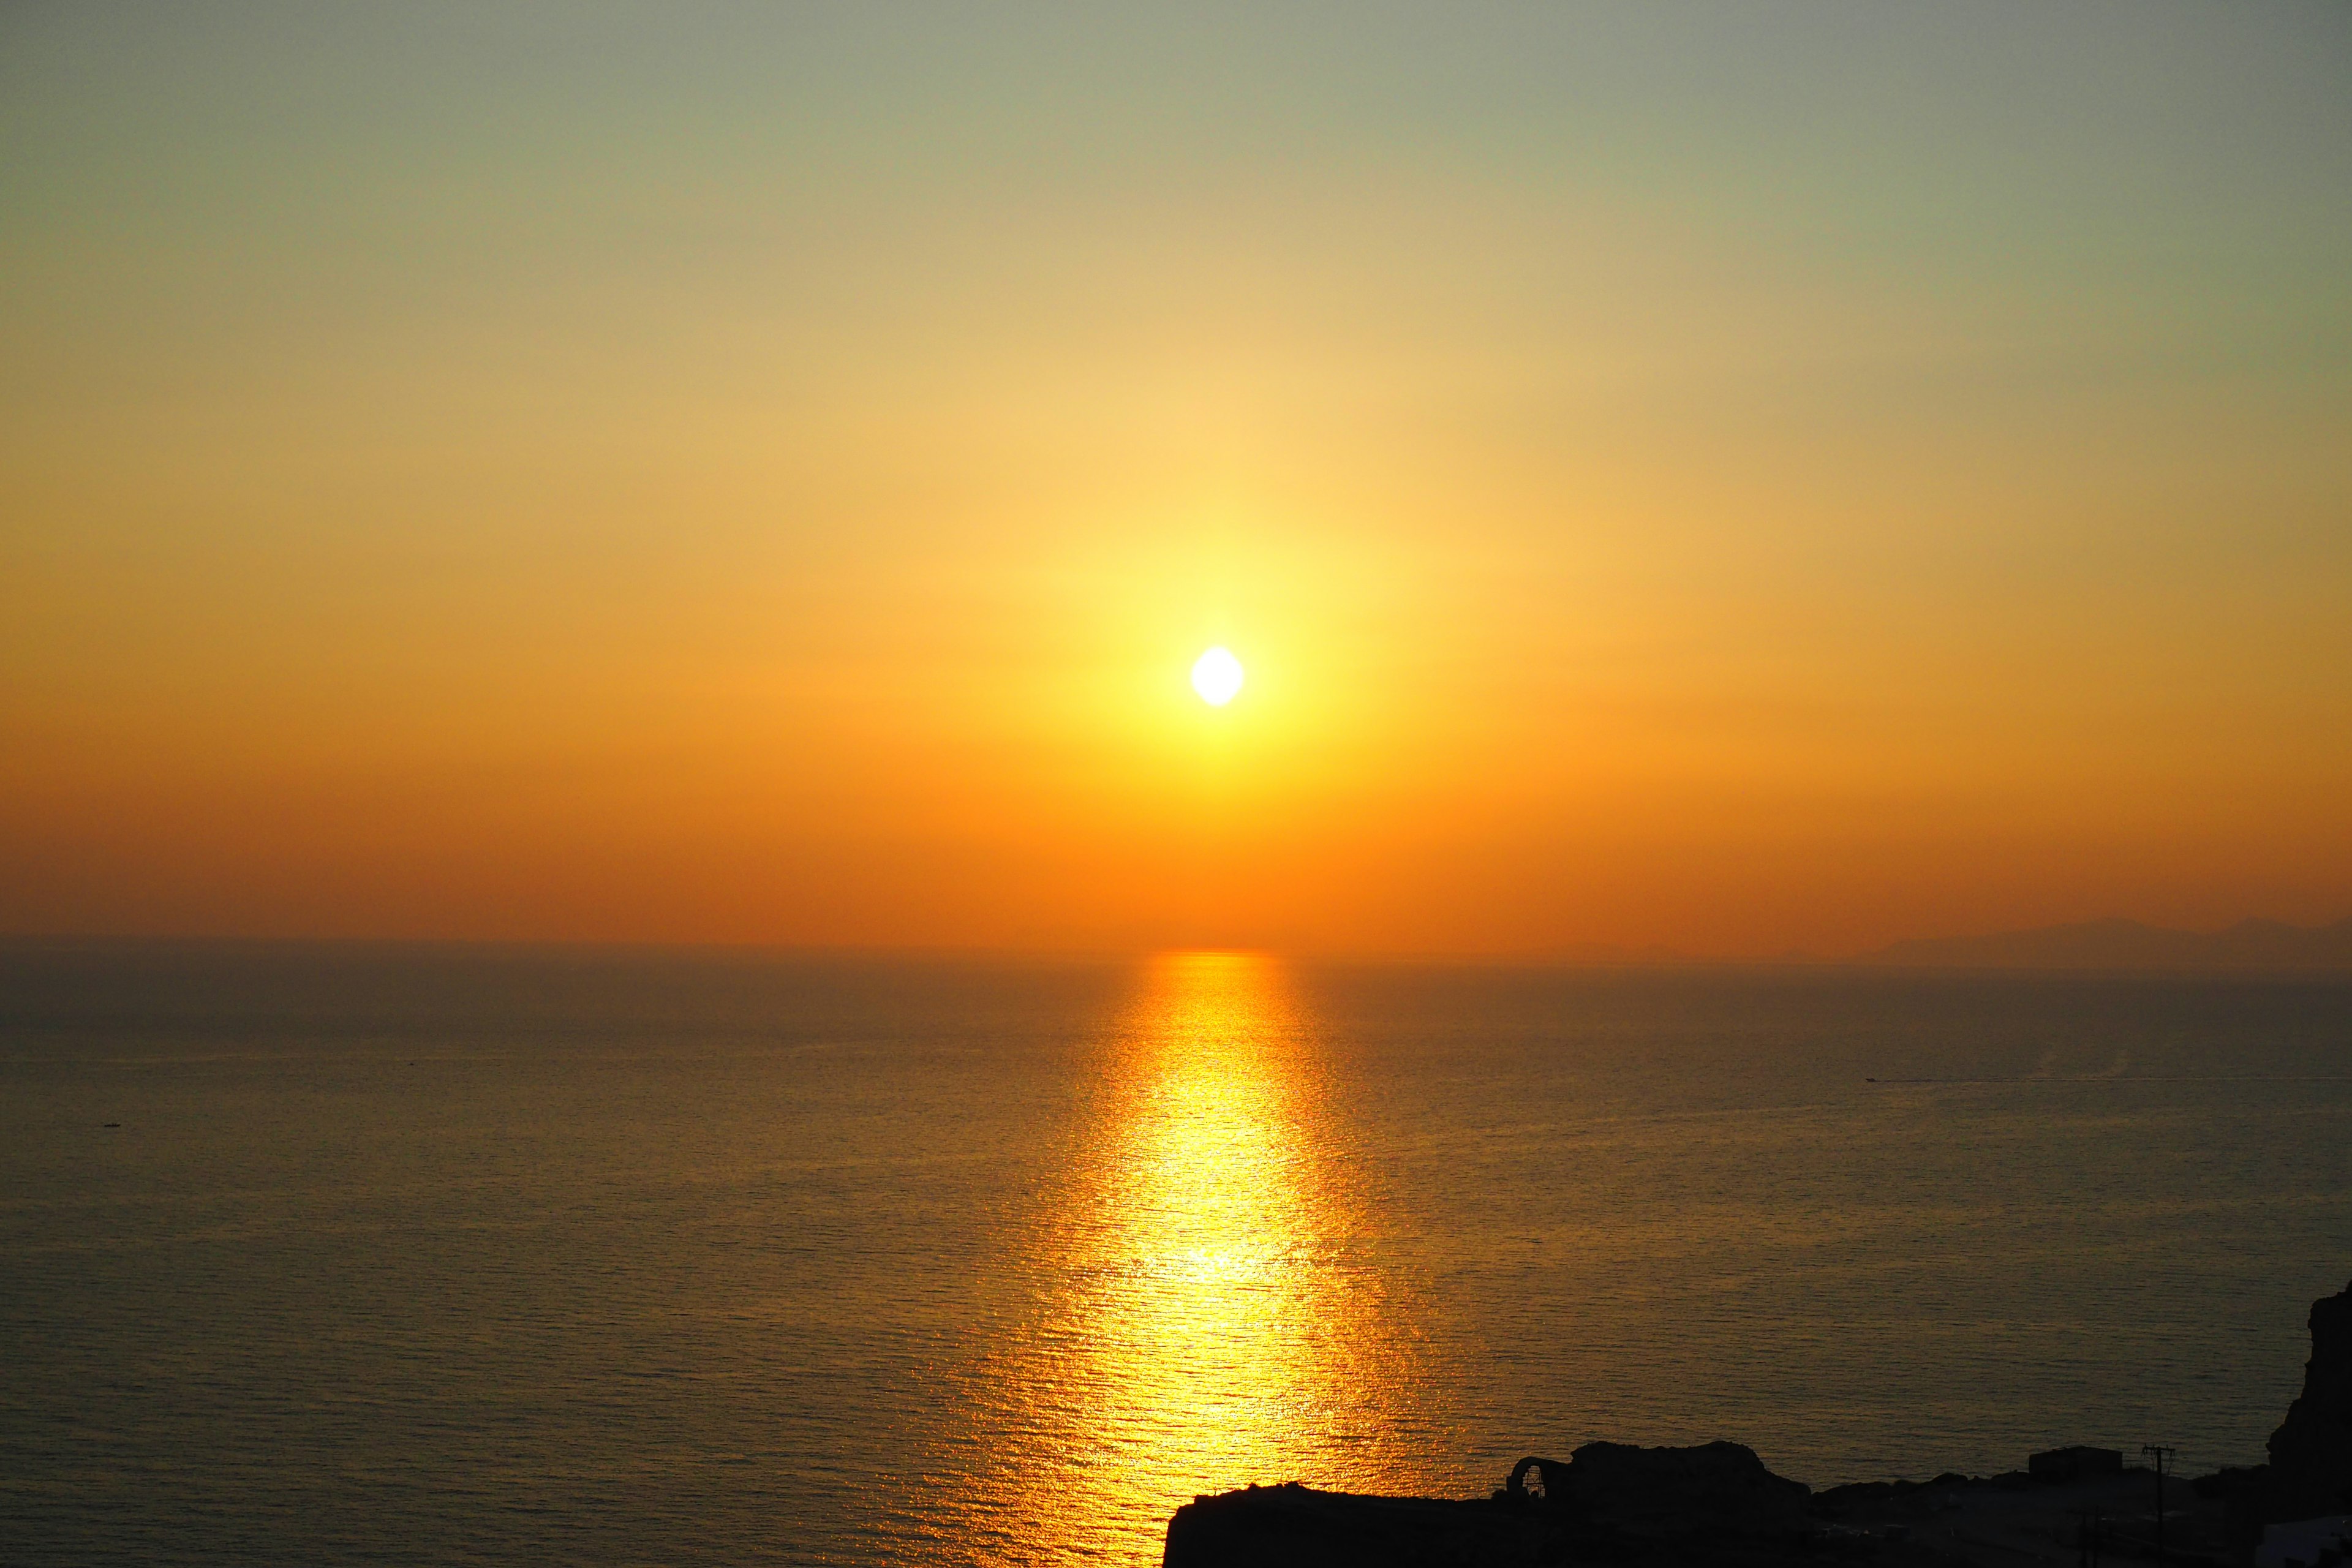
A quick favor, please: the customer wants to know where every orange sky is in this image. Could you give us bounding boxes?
[4,5,2350,957]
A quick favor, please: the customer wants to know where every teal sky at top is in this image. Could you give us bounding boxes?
[6,2,2347,372]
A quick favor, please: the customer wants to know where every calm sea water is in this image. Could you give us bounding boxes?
[4,943,2350,1566]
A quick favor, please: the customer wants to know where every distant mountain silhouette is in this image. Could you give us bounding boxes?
[1861,914,2352,972]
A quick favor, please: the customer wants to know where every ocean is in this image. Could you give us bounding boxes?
[4,943,2348,1565]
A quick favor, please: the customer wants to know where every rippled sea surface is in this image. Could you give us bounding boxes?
[5,943,2350,1565]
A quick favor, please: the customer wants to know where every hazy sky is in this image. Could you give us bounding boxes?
[4,2,2349,956]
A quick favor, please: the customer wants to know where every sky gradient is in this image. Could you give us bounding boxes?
[4,2,2349,957]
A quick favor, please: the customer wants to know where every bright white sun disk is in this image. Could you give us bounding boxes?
[1191,646,1245,706]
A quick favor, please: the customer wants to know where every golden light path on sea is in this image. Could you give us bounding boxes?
[954,952,1441,1564]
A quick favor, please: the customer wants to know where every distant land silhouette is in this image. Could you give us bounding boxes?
[1858,914,2352,973]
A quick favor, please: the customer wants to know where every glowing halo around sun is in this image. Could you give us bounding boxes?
[1191,646,1245,706]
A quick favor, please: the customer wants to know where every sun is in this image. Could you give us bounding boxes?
[1191,646,1245,707]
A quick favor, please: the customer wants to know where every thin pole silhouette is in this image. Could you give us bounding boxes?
[2142,1445,2175,1564]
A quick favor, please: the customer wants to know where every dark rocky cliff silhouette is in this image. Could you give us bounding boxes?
[2266,1276,2352,1518]
[1861,914,2352,972]
[1163,1441,1816,1568]
[1164,1275,2352,1564]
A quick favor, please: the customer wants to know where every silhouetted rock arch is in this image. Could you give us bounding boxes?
[1506,1456,1570,1502]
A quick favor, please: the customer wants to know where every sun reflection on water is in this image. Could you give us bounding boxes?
[956,952,1441,1564]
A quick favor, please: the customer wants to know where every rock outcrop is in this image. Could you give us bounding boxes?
[1161,1482,1572,1567]
[1164,1442,1813,1567]
[1541,1440,1812,1535]
[2268,1276,2352,1518]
